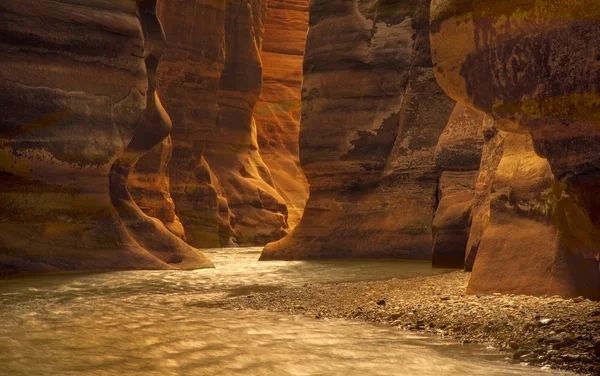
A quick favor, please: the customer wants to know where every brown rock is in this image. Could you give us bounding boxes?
[156,0,291,247]
[254,0,310,229]
[432,104,485,268]
[430,0,600,299]
[262,0,455,260]
[0,0,212,273]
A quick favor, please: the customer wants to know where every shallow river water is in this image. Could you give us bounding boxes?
[0,248,565,375]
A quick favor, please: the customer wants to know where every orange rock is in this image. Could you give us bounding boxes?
[0,0,213,273]
[262,0,456,260]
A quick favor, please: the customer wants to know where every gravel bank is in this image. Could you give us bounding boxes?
[221,272,600,375]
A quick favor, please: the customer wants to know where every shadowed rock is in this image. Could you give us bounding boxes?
[0,0,212,274]
[262,0,455,260]
[431,0,600,299]
[155,0,290,247]
[432,104,485,268]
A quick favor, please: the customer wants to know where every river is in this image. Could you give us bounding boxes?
[0,247,565,375]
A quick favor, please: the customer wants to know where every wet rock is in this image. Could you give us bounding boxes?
[512,350,529,361]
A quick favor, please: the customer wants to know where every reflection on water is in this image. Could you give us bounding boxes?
[0,248,565,375]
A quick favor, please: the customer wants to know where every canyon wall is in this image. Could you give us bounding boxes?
[254,0,310,229]
[262,0,457,260]
[0,0,213,273]
[146,0,308,247]
[430,0,600,299]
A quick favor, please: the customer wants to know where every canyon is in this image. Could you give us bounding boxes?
[1,0,599,301]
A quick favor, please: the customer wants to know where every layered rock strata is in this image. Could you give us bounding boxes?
[254,0,310,228]
[155,0,292,247]
[430,0,600,299]
[262,0,456,260]
[431,104,485,268]
[0,0,213,273]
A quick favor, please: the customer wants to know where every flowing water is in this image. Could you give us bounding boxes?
[0,247,565,375]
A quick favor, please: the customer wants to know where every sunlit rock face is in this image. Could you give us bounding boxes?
[254,0,310,229]
[129,136,186,240]
[155,0,291,247]
[0,0,213,273]
[431,0,600,299]
[262,0,456,260]
[431,104,485,268]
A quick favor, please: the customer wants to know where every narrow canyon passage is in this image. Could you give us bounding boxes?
[1,0,600,375]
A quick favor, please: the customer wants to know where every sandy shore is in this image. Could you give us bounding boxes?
[221,272,600,375]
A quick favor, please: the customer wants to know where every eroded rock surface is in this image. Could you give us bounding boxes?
[431,104,485,268]
[0,0,213,273]
[254,0,310,229]
[431,0,600,298]
[155,0,292,247]
[262,0,456,260]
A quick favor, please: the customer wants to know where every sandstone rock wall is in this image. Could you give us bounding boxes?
[0,0,212,273]
[430,0,600,299]
[431,104,485,268]
[152,0,300,247]
[262,0,456,260]
[254,0,310,229]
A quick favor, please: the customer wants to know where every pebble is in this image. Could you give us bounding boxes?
[512,350,529,361]
[223,271,600,375]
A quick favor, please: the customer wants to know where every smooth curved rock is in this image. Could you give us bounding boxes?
[0,0,213,274]
[431,0,600,298]
[254,0,310,229]
[156,0,290,247]
[431,104,485,268]
[262,0,455,260]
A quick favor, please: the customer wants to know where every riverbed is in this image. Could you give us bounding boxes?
[0,247,566,375]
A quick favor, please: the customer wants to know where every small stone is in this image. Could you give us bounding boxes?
[580,355,593,363]
[562,354,580,362]
[389,313,402,320]
[594,339,600,356]
[508,341,520,350]
[538,318,554,326]
[376,299,386,306]
[440,296,451,301]
[294,305,305,310]
[571,296,584,303]
[551,342,565,350]
[552,358,565,365]
[546,350,559,357]
[512,350,529,361]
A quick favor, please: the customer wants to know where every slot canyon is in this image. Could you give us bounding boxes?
[1,0,599,375]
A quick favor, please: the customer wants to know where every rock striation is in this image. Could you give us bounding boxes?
[430,0,600,299]
[254,0,310,229]
[431,104,485,268]
[262,0,456,260]
[0,0,213,273]
[154,0,296,247]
